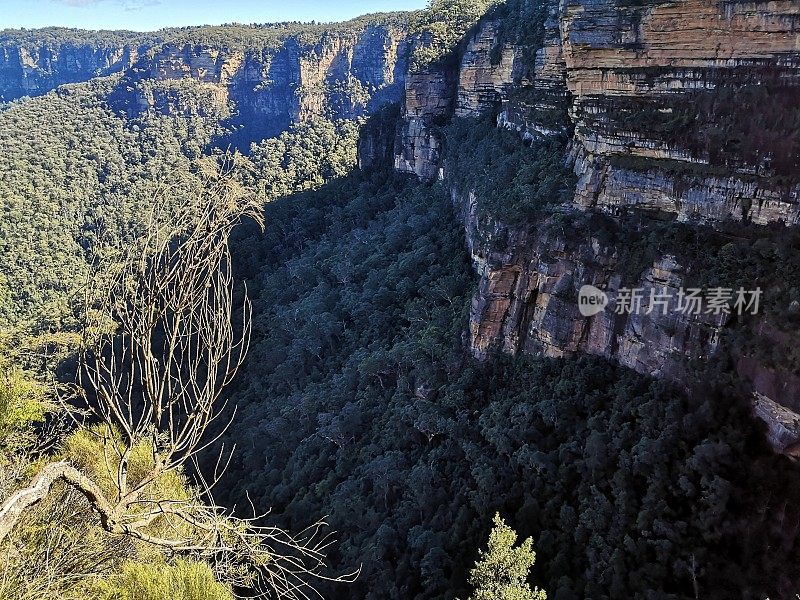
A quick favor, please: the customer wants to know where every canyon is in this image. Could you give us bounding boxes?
[1,20,409,142]
[385,0,800,452]
[2,1,799,450]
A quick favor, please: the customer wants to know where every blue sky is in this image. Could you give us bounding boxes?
[1,0,428,31]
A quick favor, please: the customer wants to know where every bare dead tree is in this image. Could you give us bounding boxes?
[0,156,357,598]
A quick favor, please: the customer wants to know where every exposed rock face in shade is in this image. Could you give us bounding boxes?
[1,23,409,140]
[570,154,800,225]
[393,2,572,181]
[387,0,800,451]
[116,26,409,141]
[393,66,455,179]
[463,4,571,140]
[358,104,401,171]
[0,41,142,100]
[753,393,800,456]
[461,190,725,375]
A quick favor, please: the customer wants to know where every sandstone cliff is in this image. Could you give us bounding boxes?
[0,32,145,100]
[563,0,800,225]
[380,0,800,452]
[114,24,409,141]
[1,20,410,143]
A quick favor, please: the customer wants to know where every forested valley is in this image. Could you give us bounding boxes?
[210,162,800,599]
[2,0,800,599]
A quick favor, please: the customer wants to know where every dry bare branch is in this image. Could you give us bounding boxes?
[0,156,356,599]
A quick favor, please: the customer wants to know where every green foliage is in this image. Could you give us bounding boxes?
[469,513,546,600]
[207,166,800,600]
[0,77,215,331]
[142,13,409,54]
[0,13,409,56]
[62,427,194,508]
[444,116,576,222]
[95,559,234,600]
[0,419,226,599]
[0,72,366,334]
[0,338,50,456]
[234,117,361,201]
[409,0,498,70]
[0,53,368,600]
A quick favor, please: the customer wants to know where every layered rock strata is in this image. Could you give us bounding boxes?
[117,26,409,137]
[385,0,800,450]
[0,40,142,100]
[1,23,409,136]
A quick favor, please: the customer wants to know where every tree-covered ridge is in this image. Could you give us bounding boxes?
[0,70,361,335]
[1,0,500,72]
[0,76,213,331]
[149,13,410,53]
[0,12,410,55]
[0,27,155,50]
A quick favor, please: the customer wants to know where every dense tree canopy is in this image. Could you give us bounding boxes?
[0,76,209,330]
[409,0,498,70]
[206,164,800,600]
[3,2,800,597]
[0,75,360,338]
[0,13,410,56]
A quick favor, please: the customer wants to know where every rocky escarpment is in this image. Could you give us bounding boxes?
[378,0,800,452]
[0,33,145,101]
[393,66,455,179]
[563,0,800,225]
[112,24,409,144]
[463,195,725,374]
[1,20,410,143]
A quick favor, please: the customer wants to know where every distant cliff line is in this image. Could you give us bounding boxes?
[0,14,410,102]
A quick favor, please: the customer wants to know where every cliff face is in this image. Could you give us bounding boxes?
[381,0,800,452]
[0,42,141,100]
[563,0,800,225]
[463,194,725,373]
[1,23,409,141]
[112,26,408,141]
[393,66,455,179]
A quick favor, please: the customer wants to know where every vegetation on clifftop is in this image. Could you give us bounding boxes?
[0,12,410,54]
[444,116,577,222]
[409,0,498,71]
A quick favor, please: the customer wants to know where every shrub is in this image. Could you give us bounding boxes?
[96,559,234,600]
